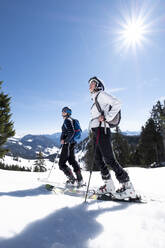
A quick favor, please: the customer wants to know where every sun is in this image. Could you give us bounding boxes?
[115,8,152,53]
[121,19,146,46]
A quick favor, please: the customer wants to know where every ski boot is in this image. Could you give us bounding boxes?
[115,181,136,200]
[75,170,85,188]
[63,167,76,187]
[96,179,116,195]
[65,171,76,187]
[77,179,86,188]
[65,177,76,187]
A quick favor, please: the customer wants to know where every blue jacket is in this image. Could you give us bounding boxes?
[60,118,75,144]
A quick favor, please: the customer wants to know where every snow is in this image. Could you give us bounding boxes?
[44,146,59,154]
[0,155,54,171]
[24,145,32,150]
[8,138,19,142]
[0,166,165,248]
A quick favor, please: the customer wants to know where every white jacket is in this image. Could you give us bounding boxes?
[89,90,121,129]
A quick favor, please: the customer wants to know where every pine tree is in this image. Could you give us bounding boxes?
[84,132,100,171]
[151,100,165,159]
[0,81,15,158]
[138,118,162,166]
[130,145,143,166]
[112,127,130,167]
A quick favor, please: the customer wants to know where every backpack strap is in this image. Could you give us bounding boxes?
[94,92,108,133]
[67,117,75,131]
[95,92,105,116]
[95,92,102,113]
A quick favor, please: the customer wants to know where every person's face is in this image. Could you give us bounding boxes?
[89,81,96,93]
[62,111,68,118]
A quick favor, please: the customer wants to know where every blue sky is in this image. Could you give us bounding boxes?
[1,0,165,136]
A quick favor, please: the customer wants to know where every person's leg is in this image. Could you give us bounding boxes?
[68,143,83,183]
[59,144,76,183]
[97,128,136,199]
[98,128,129,183]
[94,136,111,180]
[92,129,116,194]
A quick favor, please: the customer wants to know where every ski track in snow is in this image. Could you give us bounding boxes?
[0,166,165,248]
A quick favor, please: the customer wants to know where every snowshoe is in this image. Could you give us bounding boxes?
[115,181,137,200]
[97,193,146,203]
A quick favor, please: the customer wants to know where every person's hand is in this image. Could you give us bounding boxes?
[98,115,105,122]
[61,139,65,144]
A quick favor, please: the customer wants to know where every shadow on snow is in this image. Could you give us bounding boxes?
[0,199,130,248]
[0,185,51,197]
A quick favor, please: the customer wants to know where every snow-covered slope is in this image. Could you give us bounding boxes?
[0,166,165,248]
[0,147,85,172]
[0,155,58,171]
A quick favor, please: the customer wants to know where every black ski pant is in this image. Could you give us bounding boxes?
[59,143,81,178]
[92,127,129,183]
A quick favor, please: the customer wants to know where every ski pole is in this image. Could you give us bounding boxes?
[47,146,62,179]
[84,123,101,203]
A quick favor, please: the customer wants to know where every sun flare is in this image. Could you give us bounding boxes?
[116,7,152,53]
[122,20,146,45]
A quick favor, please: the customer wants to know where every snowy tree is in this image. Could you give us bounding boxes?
[0,81,15,158]
[34,151,46,172]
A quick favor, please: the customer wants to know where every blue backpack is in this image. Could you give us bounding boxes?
[69,118,82,141]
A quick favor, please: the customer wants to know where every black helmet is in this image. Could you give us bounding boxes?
[88,76,105,91]
[62,106,72,116]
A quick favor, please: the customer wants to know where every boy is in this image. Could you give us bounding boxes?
[59,107,84,187]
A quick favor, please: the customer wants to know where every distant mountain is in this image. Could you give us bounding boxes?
[122,131,140,136]
[45,132,61,147]
[4,130,89,159]
[4,135,58,159]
